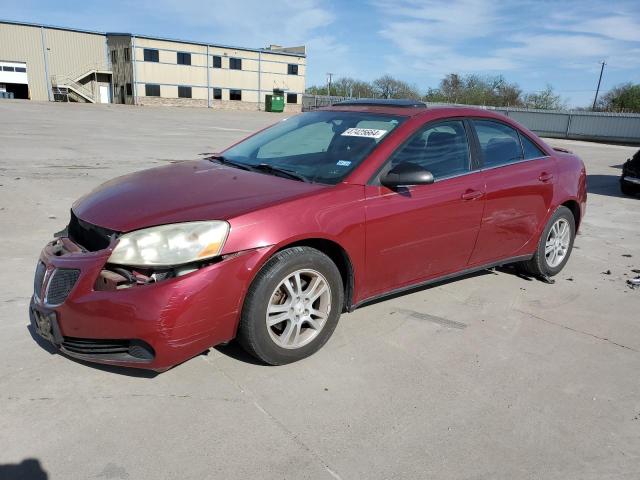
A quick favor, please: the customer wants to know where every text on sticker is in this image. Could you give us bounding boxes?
[341,128,388,139]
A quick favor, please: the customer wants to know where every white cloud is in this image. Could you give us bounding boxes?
[137,0,334,47]
[373,0,640,76]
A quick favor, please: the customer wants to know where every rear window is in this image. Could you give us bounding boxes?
[520,133,546,159]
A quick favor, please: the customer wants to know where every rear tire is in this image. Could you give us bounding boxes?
[237,246,343,365]
[519,206,575,278]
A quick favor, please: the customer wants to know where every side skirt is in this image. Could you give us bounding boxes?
[349,254,533,312]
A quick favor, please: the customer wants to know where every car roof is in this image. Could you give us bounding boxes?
[323,101,510,121]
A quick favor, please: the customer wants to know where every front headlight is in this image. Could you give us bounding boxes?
[108,221,229,267]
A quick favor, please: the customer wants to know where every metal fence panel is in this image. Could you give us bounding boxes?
[568,114,640,143]
[301,95,640,144]
[499,109,570,137]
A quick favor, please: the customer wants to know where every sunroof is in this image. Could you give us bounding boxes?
[333,98,427,108]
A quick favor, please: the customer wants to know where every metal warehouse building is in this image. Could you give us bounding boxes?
[0,20,306,111]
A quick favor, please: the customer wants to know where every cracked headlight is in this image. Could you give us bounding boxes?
[108,221,230,267]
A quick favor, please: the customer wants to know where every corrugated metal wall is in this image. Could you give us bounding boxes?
[0,22,107,101]
[495,108,640,144]
[0,23,47,100]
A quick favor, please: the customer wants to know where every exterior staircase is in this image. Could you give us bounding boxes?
[51,63,112,103]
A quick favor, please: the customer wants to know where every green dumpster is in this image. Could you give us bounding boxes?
[265,89,285,112]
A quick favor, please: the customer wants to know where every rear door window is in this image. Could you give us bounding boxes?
[473,120,524,168]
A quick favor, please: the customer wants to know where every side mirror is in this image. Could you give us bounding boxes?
[381,162,434,189]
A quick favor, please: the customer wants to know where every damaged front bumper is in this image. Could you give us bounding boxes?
[30,236,269,371]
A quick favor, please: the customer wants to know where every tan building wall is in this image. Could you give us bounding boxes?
[1,20,305,110]
[0,21,107,101]
[128,36,305,110]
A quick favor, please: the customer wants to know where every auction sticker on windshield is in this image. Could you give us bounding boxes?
[341,128,388,139]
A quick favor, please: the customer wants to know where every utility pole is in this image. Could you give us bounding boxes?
[326,72,333,97]
[592,60,606,110]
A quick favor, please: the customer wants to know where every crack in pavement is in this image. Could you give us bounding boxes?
[201,354,343,480]
[3,394,241,402]
[516,309,639,353]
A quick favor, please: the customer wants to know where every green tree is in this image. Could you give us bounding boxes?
[598,83,640,113]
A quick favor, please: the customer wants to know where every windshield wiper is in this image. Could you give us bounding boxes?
[252,163,310,183]
[209,155,309,182]
[207,154,253,171]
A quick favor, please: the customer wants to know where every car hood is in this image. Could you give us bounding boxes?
[73,160,328,232]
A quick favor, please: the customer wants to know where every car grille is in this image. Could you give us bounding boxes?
[46,269,80,305]
[61,337,155,361]
[68,210,117,251]
[34,261,46,299]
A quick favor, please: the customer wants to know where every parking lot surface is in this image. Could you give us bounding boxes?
[1,101,639,480]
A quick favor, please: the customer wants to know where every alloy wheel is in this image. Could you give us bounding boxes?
[265,269,332,349]
[545,218,571,268]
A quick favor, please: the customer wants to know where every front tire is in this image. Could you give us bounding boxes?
[237,246,343,365]
[520,206,576,278]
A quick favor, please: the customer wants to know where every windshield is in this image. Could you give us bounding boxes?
[222,111,405,184]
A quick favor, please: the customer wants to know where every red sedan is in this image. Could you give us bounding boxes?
[30,100,587,371]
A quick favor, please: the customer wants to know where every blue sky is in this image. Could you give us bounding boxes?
[2,0,639,107]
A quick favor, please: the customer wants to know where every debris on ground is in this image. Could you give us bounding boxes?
[566,277,574,281]
[539,275,555,284]
[602,270,612,275]
[627,276,640,289]
[622,254,633,258]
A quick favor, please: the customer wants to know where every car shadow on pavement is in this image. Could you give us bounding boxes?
[587,174,628,198]
[359,266,534,308]
[26,324,159,378]
[0,458,48,480]
[213,342,267,366]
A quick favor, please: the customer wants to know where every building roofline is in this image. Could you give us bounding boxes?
[129,33,305,57]
[0,19,306,58]
[0,18,105,36]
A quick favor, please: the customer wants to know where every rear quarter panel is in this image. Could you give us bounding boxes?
[552,151,587,230]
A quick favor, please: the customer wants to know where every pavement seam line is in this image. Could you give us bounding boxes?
[201,354,343,480]
[515,309,639,353]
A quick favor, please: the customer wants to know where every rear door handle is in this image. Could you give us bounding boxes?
[461,189,483,200]
[538,172,554,182]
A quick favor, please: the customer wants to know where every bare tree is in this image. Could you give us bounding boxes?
[372,75,420,99]
[523,85,565,110]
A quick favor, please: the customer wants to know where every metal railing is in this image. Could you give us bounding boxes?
[65,62,111,82]
[301,95,640,144]
[50,75,96,103]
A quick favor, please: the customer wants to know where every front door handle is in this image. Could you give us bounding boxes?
[538,172,554,182]
[461,189,483,200]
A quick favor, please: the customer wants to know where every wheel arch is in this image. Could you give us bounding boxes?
[273,237,355,313]
[561,199,581,230]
